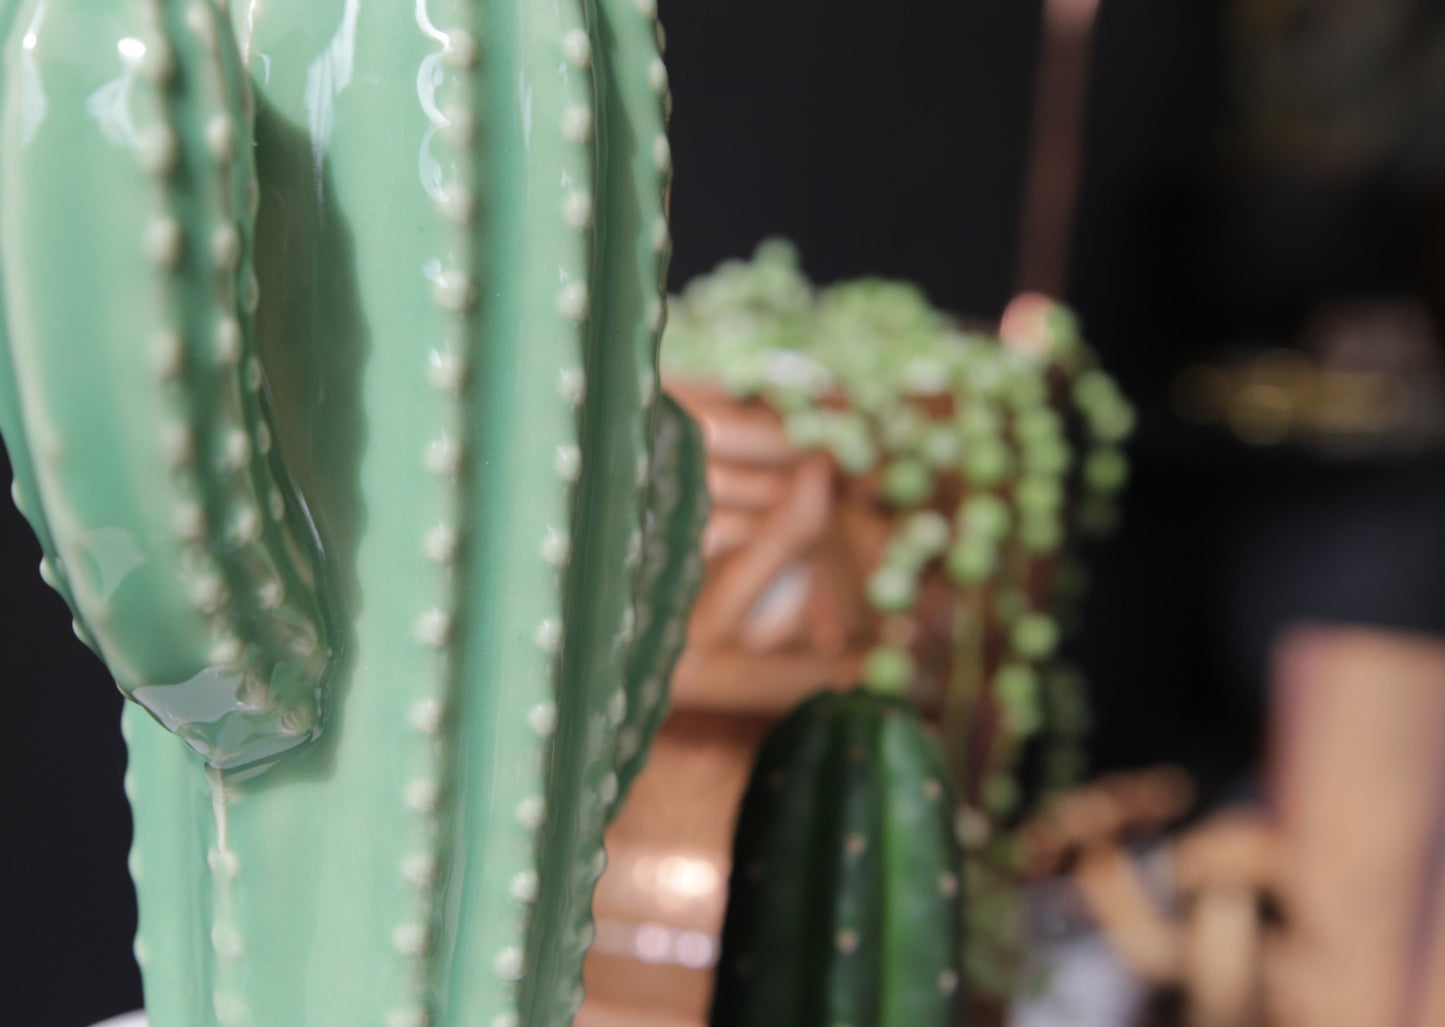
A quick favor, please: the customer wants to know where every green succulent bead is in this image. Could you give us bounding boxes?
[956,403,1002,442]
[867,565,919,614]
[848,377,897,415]
[880,405,927,452]
[958,494,1011,539]
[882,457,934,507]
[946,540,998,585]
[903,355,954,395]
[904,510,951,555]
[1003,699,1043,739]
[1011,614,1060,660]
[920,424,960,467]
[995,663,1037,705]
[1005,373,1048,410]
[1043,306,1082,359]
[862,644,916,695]
[1015,408,1062,443]
[830,416,877,475]
[786,410,832,449]
[1020,514,1065,554]
[722,358,766,396]
[1072,369,1115,411]
[1090,402,1136,445]
[1083,446,1130,494]
[994,589,1029,624]
[1016,474,1064,515]
[769,385,814,414]
[963,439,1010,487]
[1022,437,1072,476]
[982,774,1021,816]
[999,676,1046,739]
[755,237,800,269]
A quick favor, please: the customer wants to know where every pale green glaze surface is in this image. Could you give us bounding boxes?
[0,1,700,1025]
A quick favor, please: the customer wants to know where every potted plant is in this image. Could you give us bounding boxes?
[585,241,1133,1025]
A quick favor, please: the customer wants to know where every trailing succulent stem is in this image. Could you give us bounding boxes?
[0,1,700,1025]
[712,690,966,1027]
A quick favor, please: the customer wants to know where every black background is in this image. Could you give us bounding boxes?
[8,1,1445,1023]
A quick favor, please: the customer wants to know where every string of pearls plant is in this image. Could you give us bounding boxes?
[662,239,1135,995]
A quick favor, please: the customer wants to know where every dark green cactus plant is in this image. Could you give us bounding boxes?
[711,690,966,1027]
[0,1,705,1025]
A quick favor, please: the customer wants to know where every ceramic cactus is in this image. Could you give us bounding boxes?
[711,690,966,1027]
[0,1,704,1025]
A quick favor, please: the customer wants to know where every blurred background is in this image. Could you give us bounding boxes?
[8,0,1445,1024]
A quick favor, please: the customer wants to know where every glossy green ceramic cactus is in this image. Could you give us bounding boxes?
[0,1,703,1025]
[711,691,966,1027]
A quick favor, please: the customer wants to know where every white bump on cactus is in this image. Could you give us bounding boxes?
[511,870,540,903]
[401,853,440,888]
[392,923,431,957]
[562,28,592,68]
[560,106,594,144]
[540,526,571,567]
[415,609,452,648]
[493,946,524,981]
[557,366,587,406]
[405,780,443,815]
[534,617,564,654]
[527,701,559,738]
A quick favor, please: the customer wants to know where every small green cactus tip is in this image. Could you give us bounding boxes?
[712,690,965,1027]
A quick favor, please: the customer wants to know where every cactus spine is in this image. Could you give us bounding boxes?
[712,691,966,1027]
[0,1,700,1025]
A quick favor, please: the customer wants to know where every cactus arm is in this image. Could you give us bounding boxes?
[0,0,333,769]
[879,707,966,1024]
[611,392,710,816]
